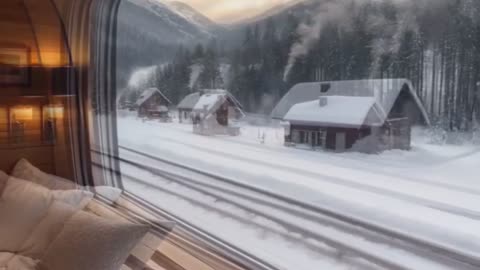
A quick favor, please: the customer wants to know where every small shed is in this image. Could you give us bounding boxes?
[191,90,244,136]
[177,92,201,123]
[136,88,172,120]
[272,79,430,152]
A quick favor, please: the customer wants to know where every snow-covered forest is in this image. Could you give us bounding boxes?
[119,0,480,132]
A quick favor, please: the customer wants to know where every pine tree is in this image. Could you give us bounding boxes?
[198,47,223,89]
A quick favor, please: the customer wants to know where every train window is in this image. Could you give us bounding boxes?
[1,0,479,269]
[111,0,480,269]
[113,0,480,269]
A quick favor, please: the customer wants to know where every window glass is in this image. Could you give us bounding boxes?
[115,0,480,269]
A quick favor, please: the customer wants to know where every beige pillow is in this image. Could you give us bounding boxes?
[4,254,39,270]
[39,210,149,270]
[0,252,15,266]
[11,159,77,190]
[2,177,93,210]
[11,159,124,203]
[19,201,78,259]
[0,200,51,252]
[0,177,93,253]
[0,177,54,251]
[0,170,9,197]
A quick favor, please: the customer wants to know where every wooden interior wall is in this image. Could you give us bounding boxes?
[0,0,75,180]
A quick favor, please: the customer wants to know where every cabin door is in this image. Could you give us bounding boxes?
[335,132,346,151]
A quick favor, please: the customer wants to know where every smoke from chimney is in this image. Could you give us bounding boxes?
[283,0,451,81]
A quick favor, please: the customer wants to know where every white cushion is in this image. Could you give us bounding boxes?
[11,159,77,190]
[0,200,49,253]
[0,171,9,199]
[0,252,39,270]
[91,186,123,202]
[12,159,123,203]
[0,253,15,266]
[39,210,149,270]
[0,170,8,196]
[0,177,93,253]
[0,180,54,252]
[2,177,93,210]
[19,201,78,259]
[51,189,93,210]
[4,254,39,270]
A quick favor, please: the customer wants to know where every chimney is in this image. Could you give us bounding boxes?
[319,96,328,107]
[320,83,331,93]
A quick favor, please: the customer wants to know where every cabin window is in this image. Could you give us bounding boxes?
[292,130,299,143]
[315,131,327,147]
[298,130,306,144]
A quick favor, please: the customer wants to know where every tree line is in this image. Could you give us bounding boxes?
[142,0,480,131]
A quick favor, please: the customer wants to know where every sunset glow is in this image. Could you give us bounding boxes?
[171,0,298,24]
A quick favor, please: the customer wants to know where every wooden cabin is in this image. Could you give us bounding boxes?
[272,79,430,153]
[191,90,244,136]
[136,88,172,120]
[177,92,201,123]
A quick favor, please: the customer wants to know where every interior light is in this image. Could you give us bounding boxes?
[12,107,33,121]
[44,105,64,119]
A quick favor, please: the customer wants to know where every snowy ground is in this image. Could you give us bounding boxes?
[117,111,480,269]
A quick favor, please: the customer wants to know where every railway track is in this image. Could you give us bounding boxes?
[93,146,480,270]
[148,136,480,219]
[192,134,480,197]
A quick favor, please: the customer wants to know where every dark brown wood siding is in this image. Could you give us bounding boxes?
[216,101,229,126]
[287,124,372,151]
[138,92,170,118]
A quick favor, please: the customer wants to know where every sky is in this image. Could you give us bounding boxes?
[171,0,297,24]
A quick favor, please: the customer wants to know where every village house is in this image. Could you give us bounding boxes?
[177,92,201,123]
[136,88,172,121]
[271,79,430,153]
[189,90,244,136]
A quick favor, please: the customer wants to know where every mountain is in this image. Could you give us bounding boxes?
[228,0,305,27]
[218,0,314,46]
[119,0,217,45]
[116,0,221,87]
[167,1,225,34]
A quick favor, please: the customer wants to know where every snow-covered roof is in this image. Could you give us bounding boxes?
[193,93,225,112]
[190,90,244,119]
[284,96,385,127]
[136,88,172,107]
[177,92,201,110]
[178,89,244,111]
[204,89,243,110]
[271,79,430,125]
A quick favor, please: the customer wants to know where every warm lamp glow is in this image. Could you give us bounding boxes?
[12,107,33,121]
[44,106,64,119]
[40,51,69,67]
